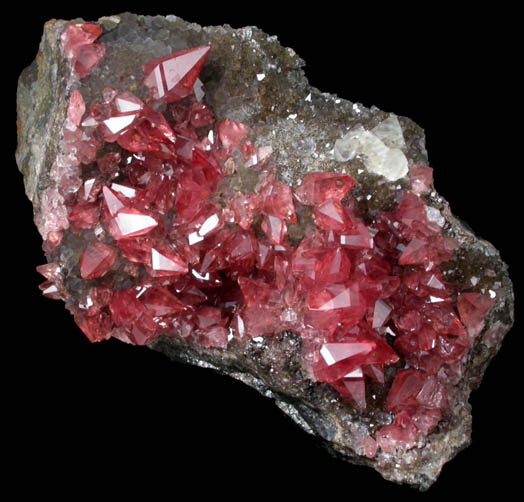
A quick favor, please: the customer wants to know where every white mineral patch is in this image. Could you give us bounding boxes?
[334,117,408,181]
[425,206,445,227]
[333,125,366,162]
[380,148,409,181]
[193,78,205,102]
[371,114,406,149]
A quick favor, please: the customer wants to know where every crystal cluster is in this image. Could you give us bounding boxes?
[17,16,514,489]
[33,23,498,458]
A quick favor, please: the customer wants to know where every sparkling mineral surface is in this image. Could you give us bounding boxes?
[16,13,514,489]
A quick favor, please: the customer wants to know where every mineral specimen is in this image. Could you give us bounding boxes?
[16,13,514,489]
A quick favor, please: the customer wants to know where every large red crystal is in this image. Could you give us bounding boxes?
[36,39,497,459]
[143,45,211,102]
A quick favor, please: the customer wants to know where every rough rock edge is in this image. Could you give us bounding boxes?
[15,13,514,490]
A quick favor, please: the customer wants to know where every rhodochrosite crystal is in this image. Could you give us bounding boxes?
[16,14,514,490]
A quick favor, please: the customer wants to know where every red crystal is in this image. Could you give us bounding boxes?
[97,151,121,173]
[80,286,113,317]
[68,201,100,233]
[75,310,112,343]
[332,376,367,410]
[313,199,353,232]
[396,191,429,230]
[67,90,86,127]
[80,241,118,280]
[183,203,224,245]
[37,262,66,300]
[39,281,62,300]
[102,186,125,217]
[144,45,211,102]
[117,237,153,265]
[192,149,223,193]
[410,164,433,194]
[218,119,249,154]
[74,44,106,79]
[117,107,177,154]
[260,181,296,223]
[37,262,62,282]
[358,436,379,459]
[227,192,259,230]
[294,172,356,206]
[372,299,392,328]
[261,214,287,245]
[314,341,375,383]
[110,208,159,240]
[149,246,187,276]
[60,23,105,78]
[387,370,431,412]
[307,282,365,316]
[316,247,351,285]
[457,293,496,338]
[140,286,186,316]
[340,223,373,250]
[189,102,215,128]
[110,288,148,325]
[61,24,102,59]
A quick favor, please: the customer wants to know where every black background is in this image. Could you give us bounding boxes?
[8,3,521,498]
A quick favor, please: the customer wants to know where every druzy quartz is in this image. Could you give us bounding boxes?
[16,15,514,490]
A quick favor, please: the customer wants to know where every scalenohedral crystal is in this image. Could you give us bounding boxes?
[16,14,514,489]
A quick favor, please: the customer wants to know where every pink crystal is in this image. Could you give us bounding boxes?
[109,208,159,240]
[314,341,375,382]
[61,24,102,59]
[140,286,187,316]
[227,193,259,230]
[148,246,188,277]
[80,241,118,280]
[457,293,496,338]
[68,202,100,233]
[143,45,211,102]
[261,214,287,245]
[75,310,112,343]
[294,172,356,205]
[218,119,249,154]
[313,199,353,231]
[410,164,434,194]
[333,377,367,410]
[316,247,352,285]
[260,181,296,223]
[67,90,86,127]
[60,23,105,78]
[372,299,392,328]
[307,282,365,315]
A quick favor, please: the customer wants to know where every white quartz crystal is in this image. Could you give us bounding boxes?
[334,125,366,162]
[334,117,409,181]
[379,148,409,181]
[371,114,406,149]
